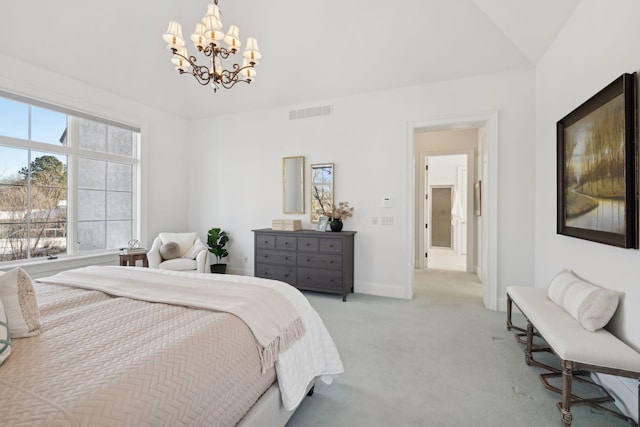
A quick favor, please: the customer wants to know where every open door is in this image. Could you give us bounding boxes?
[431,186,453,248]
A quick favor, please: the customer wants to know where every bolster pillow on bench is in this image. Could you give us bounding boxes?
[547,269,620,332]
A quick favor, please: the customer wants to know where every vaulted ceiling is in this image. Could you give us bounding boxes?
[0,0,580,119]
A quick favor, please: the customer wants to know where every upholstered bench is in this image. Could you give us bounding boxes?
[506,277,640,426]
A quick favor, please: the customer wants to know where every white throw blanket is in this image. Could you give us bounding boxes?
[38,266,344,410]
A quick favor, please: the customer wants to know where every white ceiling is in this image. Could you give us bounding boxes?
[0,0,580,120]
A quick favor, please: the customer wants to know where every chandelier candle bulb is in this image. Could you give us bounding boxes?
[163,0,261,92]
[224,25,241,51]
[203,15,224,42]
[243,37,261,63]
[191,24,206,50]
[203,4,222,21]
[163,21,185,49]
[241,58,256,79]
[171,48,192,72]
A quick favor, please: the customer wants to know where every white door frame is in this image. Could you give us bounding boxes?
[406,112,499,311]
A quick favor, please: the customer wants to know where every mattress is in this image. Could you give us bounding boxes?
[0,281,276,426]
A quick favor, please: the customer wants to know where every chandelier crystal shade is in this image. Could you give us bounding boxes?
[162,1,261,92]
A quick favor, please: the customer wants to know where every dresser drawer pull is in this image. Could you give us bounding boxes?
[284,274,289,278]
[329,260,334,264]
[329,244,334,248]
[306,243,311,246]
[284,241,289,245]
[305,258,310,262]
[263,254,269,258]
[284,256,289,260]
[306,276,311,279]
[263,240,269,244]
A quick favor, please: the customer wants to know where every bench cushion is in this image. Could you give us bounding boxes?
[547,269,619,332]
[507,286,640,373]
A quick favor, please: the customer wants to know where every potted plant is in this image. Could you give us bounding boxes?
[207,227,229,274]
[328,202,354,232]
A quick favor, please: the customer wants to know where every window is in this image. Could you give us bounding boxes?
[0,94,140,262]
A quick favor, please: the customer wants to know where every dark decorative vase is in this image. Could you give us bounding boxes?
[210,264,227,274]
[330,218,343,232]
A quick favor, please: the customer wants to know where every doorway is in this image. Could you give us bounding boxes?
[424,154,468,271]
[416,130,476,273]
[408,112,499,311]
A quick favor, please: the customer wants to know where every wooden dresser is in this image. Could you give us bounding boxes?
[253,229,356,301]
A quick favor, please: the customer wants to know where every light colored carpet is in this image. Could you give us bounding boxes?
[286,269,629,426]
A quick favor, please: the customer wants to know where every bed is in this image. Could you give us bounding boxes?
[0,266,343,426]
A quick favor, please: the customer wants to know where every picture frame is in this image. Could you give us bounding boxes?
[316,215,329,232]
[557,73,638,248]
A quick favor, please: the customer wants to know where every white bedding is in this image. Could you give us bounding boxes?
[39,266,344,411]
[211,271,345,410]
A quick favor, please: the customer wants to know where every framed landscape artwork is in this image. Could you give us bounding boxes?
[557,73,638,248]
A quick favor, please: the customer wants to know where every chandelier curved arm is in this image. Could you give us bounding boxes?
[172,49,213,86]
[187,64,214,86]
[219,63,254,89]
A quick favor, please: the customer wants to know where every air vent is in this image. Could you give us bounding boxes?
[289,104,332,120]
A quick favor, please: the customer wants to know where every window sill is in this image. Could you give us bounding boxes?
[0,252,121,279]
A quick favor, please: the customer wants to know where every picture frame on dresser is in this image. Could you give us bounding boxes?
[316,216,329,232]
[557,72,638,249]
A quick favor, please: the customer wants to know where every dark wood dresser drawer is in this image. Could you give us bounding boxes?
[256,249,296,266]
[276,236,297,250]
[320,238,342,252]
[297,253,342,269]
[256,235,276,249]
[298,237,319,251]
[253,229,355,301]
[298,268,343,291]
[255,263,296,284]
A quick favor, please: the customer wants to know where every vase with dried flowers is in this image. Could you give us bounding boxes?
[328,202,354,232]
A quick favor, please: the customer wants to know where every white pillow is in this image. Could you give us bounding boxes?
[0,297,11,365]
[547,269,620,332]
[0,267,41,338]
[159,232,197,257]
[183,241,207,259]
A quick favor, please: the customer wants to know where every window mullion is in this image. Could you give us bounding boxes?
[26,150,32,259]
[67,116,79,256]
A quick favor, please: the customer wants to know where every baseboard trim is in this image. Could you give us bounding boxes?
[497,295,508,312]
[355,281,408,300]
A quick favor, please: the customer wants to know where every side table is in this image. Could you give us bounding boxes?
[119,252,148,267]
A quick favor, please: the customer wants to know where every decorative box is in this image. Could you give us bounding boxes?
[272,219,301,231]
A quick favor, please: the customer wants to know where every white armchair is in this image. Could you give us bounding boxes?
[147,232,210,273]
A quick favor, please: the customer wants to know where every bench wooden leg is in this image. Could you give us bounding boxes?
[561,361,573,426]
[525,321,534,366]
[506,293,513,330]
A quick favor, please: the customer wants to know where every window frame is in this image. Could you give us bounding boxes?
[0,91,141,264]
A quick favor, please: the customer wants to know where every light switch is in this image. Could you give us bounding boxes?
[382,197,392,208]
[381,216,394,225]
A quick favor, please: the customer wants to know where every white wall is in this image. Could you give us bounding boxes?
[428,154,467,186]
[535,0,640,417]
[0,53,190,275]
[187,68,536,300]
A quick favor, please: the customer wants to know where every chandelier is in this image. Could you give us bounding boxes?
[162,1,261,92]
